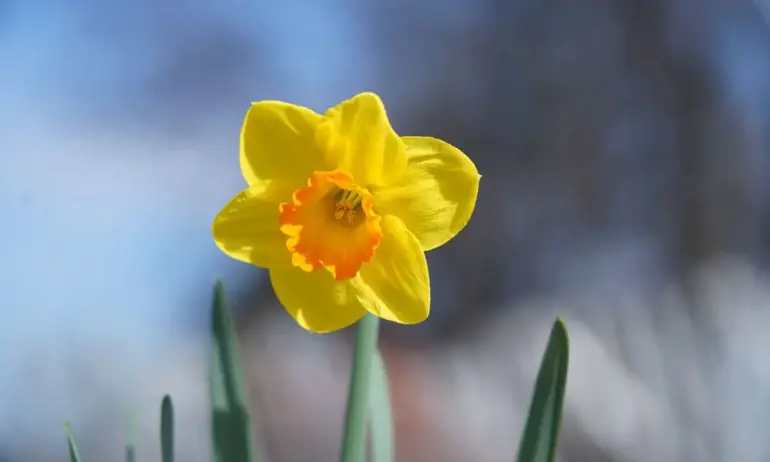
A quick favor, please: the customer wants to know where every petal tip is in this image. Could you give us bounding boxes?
[354,91,383,101]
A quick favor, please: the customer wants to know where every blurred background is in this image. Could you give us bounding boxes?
[4,0,770,460]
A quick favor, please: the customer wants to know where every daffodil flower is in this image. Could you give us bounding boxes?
[212,92,480,333]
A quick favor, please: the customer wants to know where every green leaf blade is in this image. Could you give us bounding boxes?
[125,444,135,462]
[516,317,570,462]
[161,394,175,462]
[210,280,256,462]
[125,410,137,462]
[64,422,82,462]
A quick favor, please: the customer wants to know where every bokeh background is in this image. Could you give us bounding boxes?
[4,0,770,460]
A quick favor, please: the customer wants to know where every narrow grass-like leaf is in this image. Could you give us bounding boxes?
[340,313,381,462]
[369,349,394,462]
[64,422,82,462]
[161,394,175,462]
[125,411,137,462]
[516,317,570,462]
[125,442,135,462]
[210,280,256,462]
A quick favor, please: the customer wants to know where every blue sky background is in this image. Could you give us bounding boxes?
[1,0,372,333]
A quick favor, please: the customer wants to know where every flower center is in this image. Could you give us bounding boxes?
[278,171,382,281]
[332,189,365,228]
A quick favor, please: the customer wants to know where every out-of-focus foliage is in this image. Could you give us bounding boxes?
[360,0,770,339]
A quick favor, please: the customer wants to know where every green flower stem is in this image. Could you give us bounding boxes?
[370,350,394,462]
[340,313,381,462]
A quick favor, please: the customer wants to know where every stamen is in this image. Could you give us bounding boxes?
[334,204,348,220]
[331,188,364,228]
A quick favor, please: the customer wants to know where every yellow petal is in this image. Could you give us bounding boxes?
[374,136,480,251]
[270,267,367,333]
[212,181,293,268]
[316,92,407,186]
[355,215,430,324]
[240,101,331,187]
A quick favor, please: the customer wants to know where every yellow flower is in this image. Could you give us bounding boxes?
[212,92,480,333]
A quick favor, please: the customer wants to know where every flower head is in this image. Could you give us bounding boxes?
[212,92,480,333]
